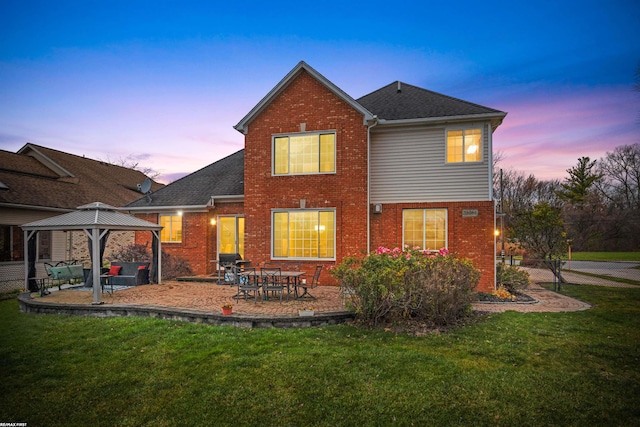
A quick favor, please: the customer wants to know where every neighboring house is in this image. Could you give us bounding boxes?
[126,61,506,292]
[0,143,163,291]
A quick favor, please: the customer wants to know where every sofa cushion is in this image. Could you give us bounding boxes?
[109,265,122,276]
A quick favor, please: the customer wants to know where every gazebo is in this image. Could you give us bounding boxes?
[21,202,163,304]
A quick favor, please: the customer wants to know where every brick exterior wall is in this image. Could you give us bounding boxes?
[243,70,369,284]
[134,202,244,276]
[370,201,496,292]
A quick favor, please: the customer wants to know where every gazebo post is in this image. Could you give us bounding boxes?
[23,229,30,291]
[90,227,102,305]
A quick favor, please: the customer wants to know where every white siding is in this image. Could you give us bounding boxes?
[370,123,492,203]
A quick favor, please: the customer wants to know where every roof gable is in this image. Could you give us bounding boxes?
[357,81,506,128]
[234,61,374,134]
[126,149,244,209]
[0,144,163,210]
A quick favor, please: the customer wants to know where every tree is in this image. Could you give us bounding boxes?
[596,144,640,250]
[556,157,602,204]
[556,157,605,250]
[511,202,568,281]
[102,154,160,180]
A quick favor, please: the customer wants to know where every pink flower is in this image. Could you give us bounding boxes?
[405,254,412,260]
[438,248,450,256]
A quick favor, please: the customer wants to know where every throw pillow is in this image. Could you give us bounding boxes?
[109,265,122,276]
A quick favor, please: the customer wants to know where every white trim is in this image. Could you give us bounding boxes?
[401,208,448,250]
[272,131,337,176]
[159,213,183,243]
[270,208,336,261]
[376,112,506,129]
[444,125,484,165]
[216,215,245,258]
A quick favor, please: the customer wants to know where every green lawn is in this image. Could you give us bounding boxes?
[569,251,640,261]
[2,286,640,426]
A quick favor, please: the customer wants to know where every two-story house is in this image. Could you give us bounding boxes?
[126,61,505,292]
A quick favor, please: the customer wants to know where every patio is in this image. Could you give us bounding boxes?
[17,269,593,328]
[19,280,355,328]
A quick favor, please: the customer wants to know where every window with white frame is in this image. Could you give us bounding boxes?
[160,214,182,243]
[446,128,482,163]
[272,210,335,259]
[273,132,336,175]
[403,209,447,250]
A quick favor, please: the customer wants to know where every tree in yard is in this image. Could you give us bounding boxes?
[510,202,568,281]
[555,157,605,250]
[556,157,602,204]
[596,143,640,250]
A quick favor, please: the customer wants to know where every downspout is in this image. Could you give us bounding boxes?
[366,115,379,253]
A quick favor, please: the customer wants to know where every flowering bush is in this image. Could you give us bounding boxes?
[496,264,530,293]
[330,246,479,326]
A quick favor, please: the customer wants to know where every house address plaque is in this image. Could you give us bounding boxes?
[462,209,478,217]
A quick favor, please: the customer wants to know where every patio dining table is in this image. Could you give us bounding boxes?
[238,269,305,300]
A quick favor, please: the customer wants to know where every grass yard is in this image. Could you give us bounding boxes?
[569,251,640,261]
[1,285,639,426]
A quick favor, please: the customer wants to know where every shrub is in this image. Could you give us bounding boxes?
[496,263,530,293]
[331,247,479,327]
[161,251,193,280]
[110,244,192,280]
[111,243,151,263]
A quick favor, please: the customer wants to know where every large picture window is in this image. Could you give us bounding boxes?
[272,210,335,259]
[274,132,335,175]
[403,209,447,250]
[160,214,182,243]
[446,128,482,163]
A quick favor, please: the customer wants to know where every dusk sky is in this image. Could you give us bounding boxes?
[1,0,638,184]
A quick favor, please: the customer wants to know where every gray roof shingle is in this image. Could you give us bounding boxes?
[126,149,244,208]
[356,81,505,121]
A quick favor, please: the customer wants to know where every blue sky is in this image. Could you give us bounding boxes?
[1,0,638,183]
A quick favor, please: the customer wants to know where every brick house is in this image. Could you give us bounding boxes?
[126,61,506,292]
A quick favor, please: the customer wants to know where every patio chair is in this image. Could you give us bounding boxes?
[234,267,261,303]
[261,267,286,302]
[298,265,322,300]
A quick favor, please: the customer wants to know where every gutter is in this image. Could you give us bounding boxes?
[123,195,244,213]
[375,112,507,129]
[366,115,379,253]
[0,202,74,213]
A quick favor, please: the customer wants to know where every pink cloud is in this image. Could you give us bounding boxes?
[492,84,638,180]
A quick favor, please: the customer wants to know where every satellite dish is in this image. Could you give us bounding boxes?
[139,178,152,194]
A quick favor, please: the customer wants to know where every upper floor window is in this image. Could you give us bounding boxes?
[273,132,336,175]
[160,214,182,243]
[446,128,482,163]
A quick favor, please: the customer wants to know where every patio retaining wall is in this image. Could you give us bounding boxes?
[18,292,355,328]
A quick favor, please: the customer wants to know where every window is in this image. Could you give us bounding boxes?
[446,128,482,163]
[0,226,49,262]
[218,216,244,258]
[403,209,447,250]
[273,132,335,175]
[160,214,182,243]
[38,231,51,260]
[272,210,335,259]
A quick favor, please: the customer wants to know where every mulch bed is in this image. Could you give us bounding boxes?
[474,291,536,303]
